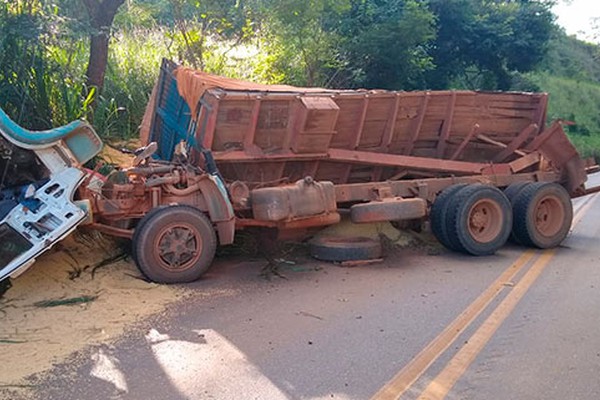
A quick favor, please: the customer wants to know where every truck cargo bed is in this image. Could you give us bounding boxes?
[142,60,585,200]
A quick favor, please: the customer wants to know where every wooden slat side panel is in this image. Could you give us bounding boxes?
[358,97,393,148]
[212,100,254,151]
[389,95,426,147]
[253,100,291,152]
[331,98,366,148]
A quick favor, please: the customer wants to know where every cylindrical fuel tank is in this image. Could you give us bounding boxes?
[251,177,336,222]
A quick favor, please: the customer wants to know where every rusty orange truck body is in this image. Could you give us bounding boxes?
[1,59,591,285]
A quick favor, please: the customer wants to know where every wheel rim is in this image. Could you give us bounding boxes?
[154,222,203,271]
[533,195,565,238]
[467,199,503,243]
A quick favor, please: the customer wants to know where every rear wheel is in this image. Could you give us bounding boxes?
[504,182,529,204]
[133,205,217,283]
[446,185,512,256]
[503,182,530,244]
[430,184,468,251]
[511,182,572,248]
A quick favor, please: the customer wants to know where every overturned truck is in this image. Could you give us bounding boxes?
[0,59,592,284]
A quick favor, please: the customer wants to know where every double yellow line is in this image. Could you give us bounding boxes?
[372,192,599,400]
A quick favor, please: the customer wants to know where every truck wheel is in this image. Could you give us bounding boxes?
[309,236,382,262]
[503,182,530,244]
[446,185,512,256]
[504,182,529,204]
[430,184,469,251]
[511,182,572,249]
[132,205,217,283]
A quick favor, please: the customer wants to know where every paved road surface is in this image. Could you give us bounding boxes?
[6,176,600,400]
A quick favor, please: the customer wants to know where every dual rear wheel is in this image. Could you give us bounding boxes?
[431,182,572,255]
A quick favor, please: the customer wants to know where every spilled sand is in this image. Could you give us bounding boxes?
[0,231,184,386]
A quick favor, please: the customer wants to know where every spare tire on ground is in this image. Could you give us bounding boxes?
[309,236,383,262]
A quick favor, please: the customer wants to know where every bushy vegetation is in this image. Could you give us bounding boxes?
[528,34,600,158]
[1,0,599,158]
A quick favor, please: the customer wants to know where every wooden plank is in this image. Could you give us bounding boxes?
[450,124,480,160]
[436,91,457,158]
[214,150,329,162]
[404,93,430,155]
[381,94,401,149]
[352,96,370,149]
[534,94,548,130]
[327,148,508,175]
[244,97,262,149]
[476,134,526,156]
[492,123,538,162]
[509,152,541,173]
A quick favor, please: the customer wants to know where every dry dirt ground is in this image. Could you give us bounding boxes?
[0,232,186,397]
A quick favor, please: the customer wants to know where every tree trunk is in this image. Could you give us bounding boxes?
[82,0,125,93]
[86,33,110,92]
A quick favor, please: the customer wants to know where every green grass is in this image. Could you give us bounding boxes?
[527,72,600,159]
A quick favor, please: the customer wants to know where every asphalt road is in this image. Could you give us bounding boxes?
[8,175,600,400]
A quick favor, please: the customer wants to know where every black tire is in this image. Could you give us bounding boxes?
[131,207,169,265]
[309,236,382,262]
[511,182,572,249]
[132,205,217,283]
[504,182,530,204]
[430,184,469,251]
[503,182,530,244]
[446,184,512,256]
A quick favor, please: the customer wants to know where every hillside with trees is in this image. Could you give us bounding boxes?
[0,0,598,156]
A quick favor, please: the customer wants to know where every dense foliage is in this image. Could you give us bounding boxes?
[0,0,599,156]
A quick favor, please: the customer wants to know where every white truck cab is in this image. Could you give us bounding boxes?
[0,108,102,282]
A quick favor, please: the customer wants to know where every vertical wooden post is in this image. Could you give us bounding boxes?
[404,92,430,156]
[381,93,401,150]
[244,97,262,151]
[282,97,302,151]
[534,94,548,131]
[352,96,370,149]
[436,91,457,158]
[450,124,480,161]
[343,96,370,183]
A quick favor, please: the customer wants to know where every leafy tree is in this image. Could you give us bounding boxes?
[259,0,435,89]
[167,0,255,70]
[426,0,555,90]
[337,0,436,89]
[257,0,349,86]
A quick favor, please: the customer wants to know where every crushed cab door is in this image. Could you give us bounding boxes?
[0,167,88,282]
